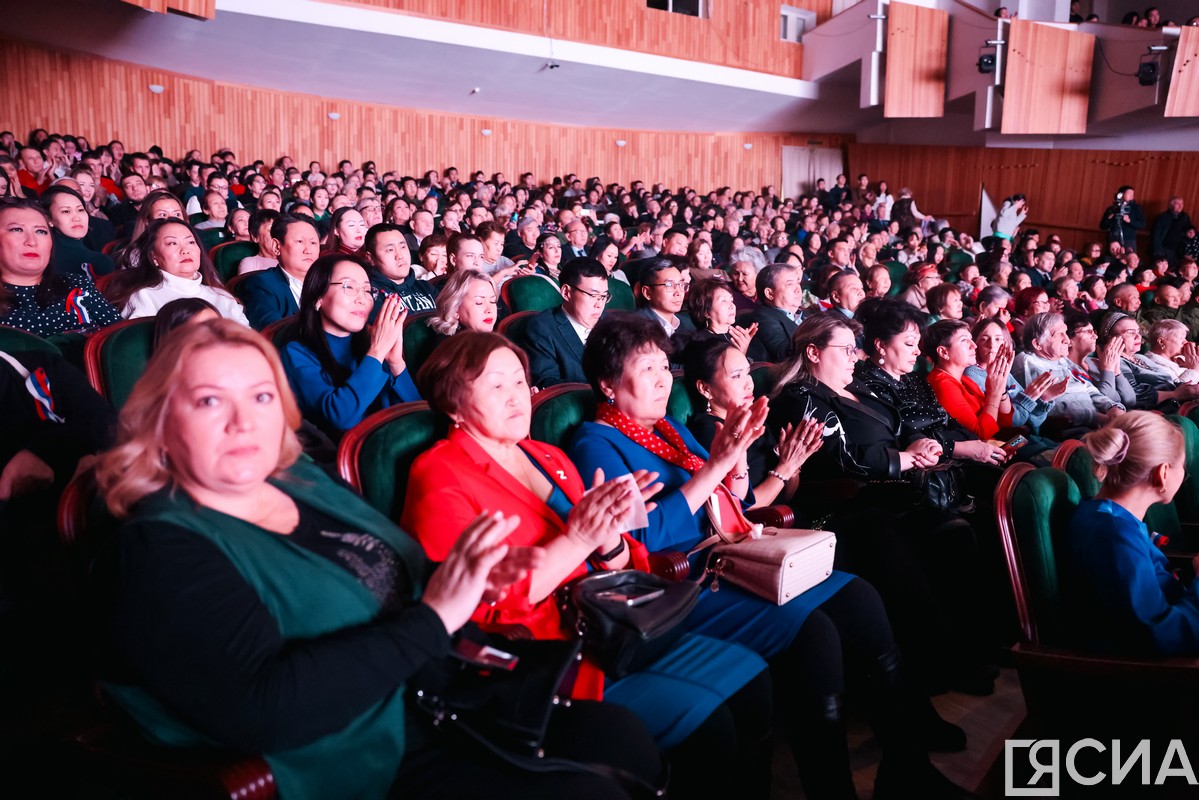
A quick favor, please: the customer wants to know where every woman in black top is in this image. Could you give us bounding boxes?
[769,311,996,696]
[681,337,820,510]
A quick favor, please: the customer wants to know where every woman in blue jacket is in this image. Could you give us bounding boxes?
[1066,411,1199,655]
[281,254,419,437]
[567,311,970,800]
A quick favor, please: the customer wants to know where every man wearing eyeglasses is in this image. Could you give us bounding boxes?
[635,259,696,338]
[522,258,611,387]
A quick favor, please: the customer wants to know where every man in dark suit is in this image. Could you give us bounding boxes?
[521,258,609,387]
[563,220,590,259]
[636,258,695,337]
[1022,247,1056,291]
[238,216,320,330]
[747,262,804,362]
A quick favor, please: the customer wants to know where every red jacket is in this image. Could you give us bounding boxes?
[401,427,650,699]
[927,367,1012,440]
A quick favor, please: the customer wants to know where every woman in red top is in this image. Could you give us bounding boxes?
[401,332,776,798]
[925,319,1013,439]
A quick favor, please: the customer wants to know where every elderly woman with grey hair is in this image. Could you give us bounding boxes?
[1086,312,1199,411]
[727,246,768,312]
[1013,312,1125,430]
[1134,318,1199,386]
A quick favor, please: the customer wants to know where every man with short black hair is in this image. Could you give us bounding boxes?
[363,223,439,315]
[747,263,805,362]
[522,257,611,386]
[636,259,694,337]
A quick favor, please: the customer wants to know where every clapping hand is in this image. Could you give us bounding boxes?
[727,323,759,354]
[709,396,770,471]
[566,469,662,550]
[422,512,545,633]
[775,418,824,476]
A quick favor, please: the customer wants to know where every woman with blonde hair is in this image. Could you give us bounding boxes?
[429,268,497,335]
[93,319,659,800]
[1066,412,1199,655]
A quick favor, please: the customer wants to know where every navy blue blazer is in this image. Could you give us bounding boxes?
[239,266,300,330]
[522,306,589,387]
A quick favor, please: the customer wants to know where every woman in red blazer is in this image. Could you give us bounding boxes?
[401,332,777,798]
[925,319,1013,440]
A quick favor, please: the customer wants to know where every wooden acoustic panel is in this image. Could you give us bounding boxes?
[884,1,948,118]
[0,37,848,192]
[346,0,825,79]
[1001,19,1094,135]
[849,142,1199,253]
[120,0,214,18]
[1166,25,1199,118]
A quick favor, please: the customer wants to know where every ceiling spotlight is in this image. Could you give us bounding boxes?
[615,139,627,147]
[148,84,165,94]
[481,129,493,136]
[547,61,561,70]
[470,87,481,94]
[743,143,753,150]
[327,111,341,120]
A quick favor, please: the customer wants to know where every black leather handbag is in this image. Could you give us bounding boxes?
[555,570,700,679]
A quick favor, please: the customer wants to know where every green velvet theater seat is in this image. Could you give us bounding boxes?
[0,324,62,355]
[529,384,595,451]
[497,310,537,348]
[209,241,258,284]
[501,275,563,314]
[401,312,441,377]
[749,362,775,399]
[997,462,1199,739]
[337,401,447,521]
[606,277,637,311]
[84,318,154,409]
[666,373,694,425]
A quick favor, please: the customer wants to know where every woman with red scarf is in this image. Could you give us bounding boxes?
[566,311,971,800]
[402,332,775,799]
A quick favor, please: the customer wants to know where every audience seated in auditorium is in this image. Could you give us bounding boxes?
[746,262,803,362]
[91,319,663,800]
[636,258,695,338]
[568,312,968,797]
[1014,312,1124,430]
[402,331,775,798]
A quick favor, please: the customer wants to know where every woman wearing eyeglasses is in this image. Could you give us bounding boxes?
[280,254,419,437]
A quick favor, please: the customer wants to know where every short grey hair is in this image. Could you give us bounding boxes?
[976,285,1011,309]
[1148,318,1187,348]
[1022,311,1064,353]
[728,246,767,273]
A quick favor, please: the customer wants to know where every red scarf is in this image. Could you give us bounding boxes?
[595,403,756,541]
[596,403,706,473]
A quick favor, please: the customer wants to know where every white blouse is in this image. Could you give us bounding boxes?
[123,270,250,326]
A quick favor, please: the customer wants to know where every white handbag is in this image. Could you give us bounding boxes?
[707,528,837,605]
[694,488,837,605]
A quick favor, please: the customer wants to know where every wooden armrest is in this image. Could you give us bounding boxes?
[647,551,690,582]
[746,504,795,528]
[1012,642,1199,680]
[68,720,276,800]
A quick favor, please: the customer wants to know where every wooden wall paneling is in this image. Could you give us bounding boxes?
[1000,20,1095,135]
[1166,25,1199,117]
[167,0,216,20]
[850,143,1199,253]
[345,0,809,78]
[883,2,948,118]
[120,0,168,12]
[0,38,849,193]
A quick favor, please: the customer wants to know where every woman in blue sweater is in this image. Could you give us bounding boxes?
[281,254,419,437]
[567,312,970,800]
[1066,411,1199,655]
